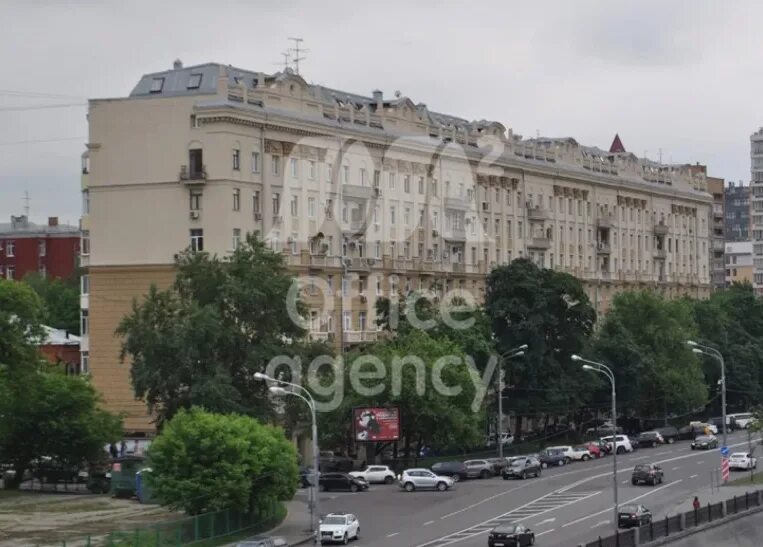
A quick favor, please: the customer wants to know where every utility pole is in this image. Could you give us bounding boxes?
[288,37,308,75]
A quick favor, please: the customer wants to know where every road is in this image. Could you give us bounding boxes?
[310,430,752,547]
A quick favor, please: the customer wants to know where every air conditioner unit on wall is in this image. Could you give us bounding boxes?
[189,210,200,219]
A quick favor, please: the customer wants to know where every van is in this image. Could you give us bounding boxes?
[728,413,756,429]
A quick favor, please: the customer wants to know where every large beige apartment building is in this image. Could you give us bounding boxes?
[81,61,713,432]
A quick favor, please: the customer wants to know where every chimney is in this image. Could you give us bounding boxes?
[217,65,228,95]
[173,58,183,70]
[48,217,58,227]
[372,90,383,109]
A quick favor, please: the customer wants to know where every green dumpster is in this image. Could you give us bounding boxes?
[110,456,145,498]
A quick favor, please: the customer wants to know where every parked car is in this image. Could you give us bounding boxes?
[728,413,757,430]
[654,425,679,444]
[486,432,515,447]
[546,446,575,463]
[318,513,360,545]
[631,463,664,486]
[236,536,287,547]
[585,421,622,436]
[635,431,665,448]
[588,439,611,455]
[488,524,535,547]
[570,446,593,461]
[319,451,354,473]
[398,468,454,492]
[318,473,368,493]
[691,435,719,450]
[618,504,652,528]
[431,461,469,481]
[486,458,509,475]
[349,465,395,484]
[502,456,542,480]
[464,459,495,479]
[585,442,603,458]
[601,435,634,455]
[539,448,567,468]
[729,452,758,470]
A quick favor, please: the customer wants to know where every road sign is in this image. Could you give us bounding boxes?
[721,456,730,482]
[720,446,730,457]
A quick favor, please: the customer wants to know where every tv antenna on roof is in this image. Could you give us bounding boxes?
[23,190,30,216]
[288,37,308,75]
[274,51,291,70]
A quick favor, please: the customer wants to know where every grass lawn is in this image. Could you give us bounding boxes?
[726,470,763,486]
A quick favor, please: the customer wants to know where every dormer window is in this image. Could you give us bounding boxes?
[150,77,165,93]
[187,73,202,89]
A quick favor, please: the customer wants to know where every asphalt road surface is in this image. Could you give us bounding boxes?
[312,430,752,547]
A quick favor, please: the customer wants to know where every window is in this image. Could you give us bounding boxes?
[5,240,15,257]
[418,176,424,194]
[272,193,280,214]
[290,157,298,178]
[190,229,204,252]
[80,232,90,256]
[309,160,316,180]
[375,241,381,258]
[82,189,90,215]
[189,149,203,178]
[342,276,350,297]
[404,207,411,227]
[81,351,89,374]
[233,189,241,211]
[373,170,381,187]
[376,276,382,295]
[5,266,14,280]
[290,195,299,216]
[389,172,396,190]
[308,197,316,217]
[187,73,202,89]
[359,168,367,186]
[359,311,367,331]
[38,240,46,257]
[343,311,351,331]
[81,309,89,335]
[404,175,411,193]
[251,152,260,173]
[327,163,333,183]
[149,77,164,93]
[81,274,90,295]
[343,165,350,184]
[431,179,438,196]
[232,228,241,249]
[190,191,202,210]
[253,191,261,214]
[390,206,396,225]
[232,149,240,170]
[271,155,281,175]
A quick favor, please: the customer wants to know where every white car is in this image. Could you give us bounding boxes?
[728,413,757,430]
[601,435,634,454]
[729,452,758,470]
[399,468,455,492]
[570,446,593,461]
[319,513,360,545]
[349,465,396,484]
[547,445,576,461]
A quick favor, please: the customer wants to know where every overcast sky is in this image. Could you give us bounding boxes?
[1,0,760,224]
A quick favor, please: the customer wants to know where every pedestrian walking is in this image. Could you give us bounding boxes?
[693,496,700,511]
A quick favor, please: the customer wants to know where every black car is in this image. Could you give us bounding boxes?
[635,431,664,448]
[539,449,566,468]
[691,435,719,450]
[618,504,652,528]
[488,524,535,547]
[631,463,663,485]
[654,425,679,444]
[431,461,468,481]
[318,472,368,492]
[503,457,542,480]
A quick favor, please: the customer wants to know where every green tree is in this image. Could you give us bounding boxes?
[146,408,298,515]
[0,279,122,488]
[484,259,596,438]
[117,234,330,426]
[592,290,707,420]
[22,272,81,334]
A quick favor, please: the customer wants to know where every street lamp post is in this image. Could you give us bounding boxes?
[255,373,320,542]
[573,354,617,535]
[687,341,727,452]
[497,345,527,459]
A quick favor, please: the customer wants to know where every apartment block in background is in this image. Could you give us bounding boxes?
[83,61,714,433]
[0,215,79,281]
[751,128,763,295]
[725,241,753,286]
[724,181,751,242]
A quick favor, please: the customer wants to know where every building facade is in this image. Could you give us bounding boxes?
[39,325,82,375]
[752,129,763,295]
[83,62,713,432]
[690,165,725,290]
[724,182,751,242]
[724,241,753,286]
[0,215,79,281]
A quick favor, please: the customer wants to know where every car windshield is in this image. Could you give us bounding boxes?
[731,453,747,458]
[696,436,711,442]
[620,505,638,513]
[634,464,649,471]
[323,516,346,525]
[496,525,518,533]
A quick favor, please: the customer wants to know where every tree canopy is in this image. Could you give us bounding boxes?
[22,272,81,335]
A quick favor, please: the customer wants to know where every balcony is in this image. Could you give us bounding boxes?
[343,330,379,344]
[179,165,207,184]
[444,197,469,210]
[444,227,466,242]
[600,270,612,281]
[527,206,550,222]
[309,331,333,343]
[597,215,614,229]
[596,242,611,255]
[712,239,725,252]
[344,257,373,272]
[528,237,551,250]
[653,221,669,235]
[654,248,667,260]
[286,253,343,269]
[342,184,374,201]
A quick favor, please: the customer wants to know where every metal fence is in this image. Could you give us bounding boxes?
[51,502,282,547]
[582,490,763,547]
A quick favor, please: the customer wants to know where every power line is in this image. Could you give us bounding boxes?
[0,136,85,146]
[0,89,86,100]
[0,103,86,112]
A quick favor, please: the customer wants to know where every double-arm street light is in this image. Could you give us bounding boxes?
[497,344,528,459]
[687,340,727,452]
[573,354,618,535]
[254,372,320,541]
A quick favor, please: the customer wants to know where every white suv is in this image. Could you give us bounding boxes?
[399,468,455,492]
[601,435,634,454]
[319,513,359,545]
[547,446,576,462]
[349,465,396,484]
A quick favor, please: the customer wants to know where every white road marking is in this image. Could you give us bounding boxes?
[622,479,629,484]
[424,520,435,526]
[697,461,704,464]
[562,480,683,528]
[536,529,555,537]
[632,455,651,461]
[655,451,671,456]
[672,467,680,470]
[591,520,610,529]
[690,474,698,478]
[535,517,556,526]
[386,532,399,538]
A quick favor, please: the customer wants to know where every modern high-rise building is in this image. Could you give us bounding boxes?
[724,181,751,242]
[82,61,714,432]
[751,128,763,295]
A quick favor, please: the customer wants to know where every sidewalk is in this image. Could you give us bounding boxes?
[228,497,313,546]
[672,483,762,513]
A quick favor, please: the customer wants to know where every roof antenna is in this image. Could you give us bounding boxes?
[23,190,30,216]
[273,51,291,71]
[288,37,308,75]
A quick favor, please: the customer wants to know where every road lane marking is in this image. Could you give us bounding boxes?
[655,451,671,456]
[591,520,610,529]
[535,518,556,526]
[697,461,704,464]
[386,532,399,538]
[632,455,651,461]
[536,529,555,537]
[690,474,698,478]
[561,480,683,528]
[424,520,435,526]
[622,480,629,484]
[672,467,680,470]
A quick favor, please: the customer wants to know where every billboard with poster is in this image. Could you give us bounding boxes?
[353,407,400,442]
